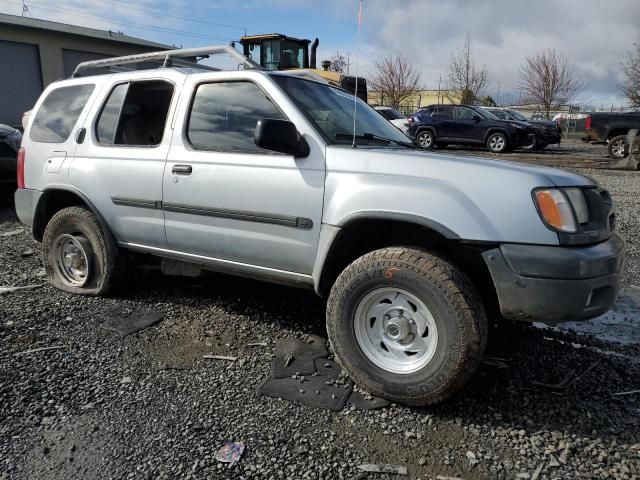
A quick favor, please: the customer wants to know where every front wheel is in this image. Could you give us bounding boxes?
[522,133,538,151]
[326,247,487,406]
[42,206,120,295]
[486,132,509,153]
[608,135,627,159]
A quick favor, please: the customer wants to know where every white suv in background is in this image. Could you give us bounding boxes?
[374,106,410,134]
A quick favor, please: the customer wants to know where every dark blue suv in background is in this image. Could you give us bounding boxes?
[408,104,534,153]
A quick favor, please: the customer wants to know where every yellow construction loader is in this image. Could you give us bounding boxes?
[236,33,367,101]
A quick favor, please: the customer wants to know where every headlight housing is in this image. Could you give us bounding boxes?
[533,188,589,233]
[509,122,525,129]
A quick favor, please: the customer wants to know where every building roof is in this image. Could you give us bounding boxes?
[0,13,170,49]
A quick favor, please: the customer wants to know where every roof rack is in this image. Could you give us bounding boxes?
[72,44,263,77]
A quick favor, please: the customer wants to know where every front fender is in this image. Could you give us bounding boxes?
[323,147,560,245]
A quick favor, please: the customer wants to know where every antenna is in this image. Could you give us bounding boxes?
[352,0,363,148]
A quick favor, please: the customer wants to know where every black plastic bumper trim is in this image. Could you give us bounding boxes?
[483,234,625,323]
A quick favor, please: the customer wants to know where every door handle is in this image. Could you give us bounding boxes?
[172,164,192,175]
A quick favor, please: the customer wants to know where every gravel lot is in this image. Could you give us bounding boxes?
[1,164,639,480]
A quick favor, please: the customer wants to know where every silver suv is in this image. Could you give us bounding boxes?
[14,46,625,406]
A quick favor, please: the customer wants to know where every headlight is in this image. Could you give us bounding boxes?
[509,122,525,129]
[534,188,578,232]
[563,188,589,224]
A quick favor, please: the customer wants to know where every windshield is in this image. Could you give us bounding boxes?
[272,75,411,146]
[506,109,530,121]
[476,107,499,120]
[486,109,510,120]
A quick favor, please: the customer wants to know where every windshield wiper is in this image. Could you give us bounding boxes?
[335,132,415,149]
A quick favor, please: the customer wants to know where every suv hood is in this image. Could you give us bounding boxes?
[325,145,593,188]
[0,124,19,138]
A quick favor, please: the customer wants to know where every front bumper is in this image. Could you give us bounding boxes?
[510,129,534,147]
[482,233,625,323]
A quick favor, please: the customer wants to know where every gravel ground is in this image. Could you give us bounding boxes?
[1,165,639,480]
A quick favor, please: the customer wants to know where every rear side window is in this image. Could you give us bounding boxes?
[433,106,453,118]
[96,80,174,146]
[30,84,94,143]
[187,81,285,153]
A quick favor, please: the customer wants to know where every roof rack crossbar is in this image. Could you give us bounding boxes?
[72,45,261,77]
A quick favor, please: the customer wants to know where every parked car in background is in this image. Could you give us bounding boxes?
[408,104,534,153]
[0,124,22,188]
[482,107,562,150]
[373,106,410,134]
[583,112,640,160]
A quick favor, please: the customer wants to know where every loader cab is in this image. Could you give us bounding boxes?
[239,33,313,71]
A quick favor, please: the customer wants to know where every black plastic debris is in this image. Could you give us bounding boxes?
[99,308,164,336]
[260,337,387,411]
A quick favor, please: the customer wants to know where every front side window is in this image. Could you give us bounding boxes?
[453,107,476,119]
[187,81,285,153]
[272,75,411,146]
[30,84,94,143]
[95,80,174,146]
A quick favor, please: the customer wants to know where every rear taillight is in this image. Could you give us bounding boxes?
[585,115,591,131]
[17,147,25,188]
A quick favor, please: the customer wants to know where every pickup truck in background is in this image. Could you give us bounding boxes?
[583,112,640,160]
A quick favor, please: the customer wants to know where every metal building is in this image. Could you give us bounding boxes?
[0,13,170,127]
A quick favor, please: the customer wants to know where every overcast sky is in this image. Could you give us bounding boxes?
[3,0,639,107]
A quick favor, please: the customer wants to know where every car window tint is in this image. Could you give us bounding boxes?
[30,84,94,143]
[454,107,475,119]
[95,83,128,144]
[96,80,173,147]
[434,106,453,118]
[187,81,285,153]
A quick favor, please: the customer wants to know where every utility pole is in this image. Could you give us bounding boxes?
[437,75,441,104]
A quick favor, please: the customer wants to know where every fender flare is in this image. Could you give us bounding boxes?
[336,211,459,239]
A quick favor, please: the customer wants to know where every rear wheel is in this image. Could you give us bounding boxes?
[42,206,120,296]
[416,130,435,149]
[608,135,627,159]
[486,132,509,153]
[326,247,487,406]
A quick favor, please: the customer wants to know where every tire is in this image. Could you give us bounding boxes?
[42,206,120,296]
[608,135,627,160]
[416,130,435,149]
[536,142,548,150]
[326,247,487,406]
[486,132,509,153]
[522,133,538,151]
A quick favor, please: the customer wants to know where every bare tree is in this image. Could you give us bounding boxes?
[447,33,488,104]
[620,42,640,107]
[518,49,585,119]
[328,51,349,74]
[369,54,421,109]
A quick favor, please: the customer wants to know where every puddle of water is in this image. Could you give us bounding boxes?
[534,291,640,346]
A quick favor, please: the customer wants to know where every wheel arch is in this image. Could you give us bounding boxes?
[314,214,498,309]
[33,187,111,242]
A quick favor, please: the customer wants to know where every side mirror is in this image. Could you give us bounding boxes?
[472,115,482,122]
[254,118,309,157]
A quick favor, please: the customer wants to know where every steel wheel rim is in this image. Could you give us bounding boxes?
[418,132,433,148]
[489,135,505,151]
[354,287,439,374]
[52,234,92,287]
[611,140,625,158]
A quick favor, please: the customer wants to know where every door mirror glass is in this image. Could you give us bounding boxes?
[254,118,309,157]
[472,114,482,121]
